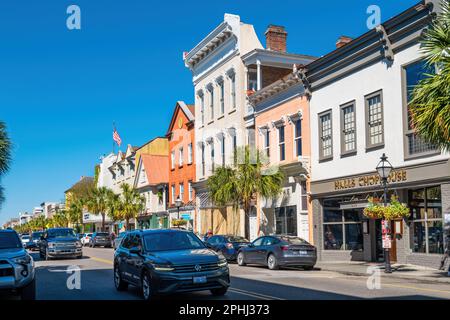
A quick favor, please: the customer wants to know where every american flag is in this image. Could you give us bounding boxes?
[113,128,122,147]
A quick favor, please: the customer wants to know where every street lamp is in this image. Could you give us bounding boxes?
[175,196,183,221]
[376,153,394,274]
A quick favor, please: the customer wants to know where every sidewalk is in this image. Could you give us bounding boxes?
[316,261,450,284]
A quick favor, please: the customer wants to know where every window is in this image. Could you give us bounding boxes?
[219,80,225,115]
[220,135,226,166]
[171,151,175,170]
[300,181,308,211]
[248,68,257,91]
[179,183,184,202]
[201,143,205,177]
[188,143,193,164]
[199,92,205,126]
[188,181,193,201]
[230,73,236,109]
[171,185,175,204]
[323,199,363,251]
[210,143,215,173]
[409,186,443,254]
[208,86,214,121]
[366,91,384,148]
[341,102,356,154]
[404,60,437,156]
[319,111,333,160]
[278,126,285,161]
[275,206,297,236]
[294,118,302,157]
[232,133,237,164]
[179,147,184,167]
[263,129,270,158]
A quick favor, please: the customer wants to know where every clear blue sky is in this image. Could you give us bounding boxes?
[0,0,419,224]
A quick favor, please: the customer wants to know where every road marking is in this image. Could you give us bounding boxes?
[90,257,113,265]
[229,287,284,300]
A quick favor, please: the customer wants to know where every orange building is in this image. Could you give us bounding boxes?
[250,71,313,243]
[166,101,197,231]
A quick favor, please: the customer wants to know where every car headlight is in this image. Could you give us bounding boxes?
[12,254,32,265]
[76,241,82,248]
[48,243,56,248]
[153,264,174,272]
[218,259,228,268]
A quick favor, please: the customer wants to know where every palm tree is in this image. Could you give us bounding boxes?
[119,184,145,231]
[106,190,122,224]
[52,211,69,228]
[409,0,450,150]
[87,187,110,231]
[33,215,47,231]
[208,146,284,239]
[68,197,86,232]
[0,121,11,206]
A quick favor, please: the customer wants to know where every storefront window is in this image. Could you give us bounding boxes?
[275,206,297,236]
[323,198,363,251]
[409,186,443,254]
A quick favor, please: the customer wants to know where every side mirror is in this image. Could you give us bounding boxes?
[129,247,141,254]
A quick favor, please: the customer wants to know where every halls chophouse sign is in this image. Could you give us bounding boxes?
[334,170,407,191]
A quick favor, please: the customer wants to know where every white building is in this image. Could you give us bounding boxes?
[19,212,33,225]
[307,0,448,268]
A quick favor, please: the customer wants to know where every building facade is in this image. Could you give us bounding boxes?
[251,72,312,242]
[307,0,449,268]
[166,101,197,231]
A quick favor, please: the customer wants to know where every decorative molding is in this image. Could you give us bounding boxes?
[287,110,303,124]
[376,25,394,61]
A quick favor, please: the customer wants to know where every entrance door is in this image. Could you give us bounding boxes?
[389,221,397,263]
[374,220,397,263]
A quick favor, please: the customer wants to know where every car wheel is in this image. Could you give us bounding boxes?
[77,255,83,259]
[237,252,246,266]
[210,286,228,296]
[267,254,279,270]
[114,265,128,291]
[20,278,36,300]
[141,272,154,301]
[303,265,314,271]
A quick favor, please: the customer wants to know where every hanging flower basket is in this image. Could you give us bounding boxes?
[172,219,188,227]
[363,196,410,221]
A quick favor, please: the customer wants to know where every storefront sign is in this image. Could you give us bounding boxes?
[181,213,191,221]
[334,170,407,191]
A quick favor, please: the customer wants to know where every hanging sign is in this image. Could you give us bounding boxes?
[382,220,392,249]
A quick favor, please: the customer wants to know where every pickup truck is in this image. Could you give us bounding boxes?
[39,228,83,260]
[0,229,36,300]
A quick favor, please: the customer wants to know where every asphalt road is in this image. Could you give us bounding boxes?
[9,247,450,300]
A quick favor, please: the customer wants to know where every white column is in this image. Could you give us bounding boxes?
[256,59,261,91]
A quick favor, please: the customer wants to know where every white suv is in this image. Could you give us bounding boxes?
[80,233,93,246]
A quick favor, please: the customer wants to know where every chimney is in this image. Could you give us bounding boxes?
[336,36,353,48]
[265,25,287,53]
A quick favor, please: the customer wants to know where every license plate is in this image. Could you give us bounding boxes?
[297,250,308,255]
[193,276,207,284]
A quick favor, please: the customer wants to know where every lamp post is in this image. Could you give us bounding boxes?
[175,196,183,221]
[376,153,394,274]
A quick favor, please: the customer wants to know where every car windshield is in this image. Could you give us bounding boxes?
[226,236,249,243]
[143,232,206,252]
[96,233,109,236]
[279,236,309,245]
[47,229,76,238]
[0,232,22,249]
[32,233,43,239]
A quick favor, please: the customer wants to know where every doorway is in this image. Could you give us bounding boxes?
[373,219,397,263]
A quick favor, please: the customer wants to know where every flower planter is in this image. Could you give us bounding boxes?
[363,196,410,221]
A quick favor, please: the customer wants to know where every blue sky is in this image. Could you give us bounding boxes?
[0,0,419,224]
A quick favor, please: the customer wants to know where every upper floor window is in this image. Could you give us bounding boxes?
[188,143,193,164]
[201,143,206,177]
[199,92,205,126]
[278,126,285,161]
[232,133,237,164]
[219,80,225,116]
[179,183,184,202]
[210,143,215,173]
[248,68,257,91]
[263,129,270,158]
[341,102,356,154]
[179,147,184,167]
[220,135,226,166]
[208,86,214,121]
[294,119,302,157]
[404,60,437,157]
[171,185,175,204]
[188,181,193,201]
[319,111,333,160]
[171,151,175,170]
[230,73,236,110]
[365,91,384,149]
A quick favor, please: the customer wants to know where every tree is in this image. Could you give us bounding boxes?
[87,187,110,231]
[67,197,86,232]
[52,210,69,228]
[119,184,144,231]
[207,146,284,239]
[106,190,122,224]
[409,0,450,151]
[0,121,11,206]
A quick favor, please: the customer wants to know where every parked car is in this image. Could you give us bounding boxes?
[114,229,230,300]
[39,228,83,260]
[205,235,250,261]
[237,235,317,270]
[0,230,36,300]
[80,233,93,246]
[20,235,31,248]
[113,231,128,250]
[28,232,44,251]
[89,232,112,248]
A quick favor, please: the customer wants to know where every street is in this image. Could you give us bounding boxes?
[4,247,449,300]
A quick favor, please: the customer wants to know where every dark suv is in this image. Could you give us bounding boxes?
[0,230,36,300]
[114,229,230,300]
[39,228,83,260]
[89,232,112,248]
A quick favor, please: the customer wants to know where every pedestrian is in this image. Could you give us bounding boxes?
[439,234,450,275]
[203,229,213,242]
